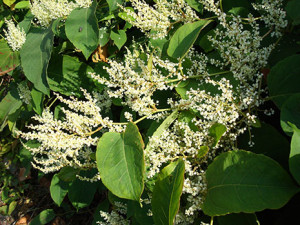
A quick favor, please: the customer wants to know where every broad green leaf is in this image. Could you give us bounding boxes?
[280,94,300,135]
[96,122,144,201]
[268,54,300,108]
[178,110,199,132]
[3,0,15,7]
[167,20,212,59]
[107,0,124,12]
[118,9,135,23]
[145,110,178,152]
[202,150,299,216]
[8,201,17,215]
[221,0,251,12]
[289,127,300,185]
[198,29,215,53]
[228,7,249,17]
[197,146,209,159]
[29,209,56,225]
[238,123,290,170]
[20,26,54,95]
[68,177,98,210]
[15,1,30,9]
[65,1,99,59]
[110,30,127,50]
[0,84,22,131]
[18,12,34,34]
[19,141,36,177]
[48,55,94,97]
[286,0,300,25]
[99,27,110,46]
[31,88,44,115]
[217,213,259,225]
[50,174,69,206]
[127,200,154,225]
[152,159,185,225]
[209,123,227,147]
[57,167,80,182]
[185,0,203,13]
[0,39,20,76]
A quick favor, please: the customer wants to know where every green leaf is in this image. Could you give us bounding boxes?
[29,209,56,225]
[57,167,80,182]
[185,0,203,13]
[20,26,54,95]
[107,0,124,12]
[65,1,99,60]
[31,88,44,115]
[15,1,30,9]
[68,176,98,210]
[48,55,94,97]
[127,200,154,225]
[217,213,259,225]
[152,159,185,225]
[3,0,15,7]
[50,174,69,206]
[18,12,34,34]
[289,127,300,185]
[209,123,227,147]
[286,0,300,25]
[0,84,22,131]
[280,94,300,135]
[96,122,145,201]
[0,39,20,76]
[238,123,290,170]
[167,20,212,59]
[99,27,110,46]
[202,150,299,216]
[145,110,178,152]
[221,0,251,12]
[110,30,127,50]
[197,146,209,159]
[268,54,300,108]
[8,201,17,215]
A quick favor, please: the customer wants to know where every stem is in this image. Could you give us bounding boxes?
[166,70,231,83]
[210,217,214,225]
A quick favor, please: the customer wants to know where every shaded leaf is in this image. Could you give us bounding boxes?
[0,39,20,76]
[20,26,54,95]
[50,174,69,206]
[29,209,55,225]
[289,127,300,185]
[202,150,299,216]
[268,54,300,108]
[280,94,300,135]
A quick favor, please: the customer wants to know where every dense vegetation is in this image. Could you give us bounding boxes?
[0,0,300,224]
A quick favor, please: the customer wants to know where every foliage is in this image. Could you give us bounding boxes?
[0,0,300,224]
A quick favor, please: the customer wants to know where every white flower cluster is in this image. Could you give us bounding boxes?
[252,0,287,37]
[98,202,129,225]
[3,19,26,51]
[17,83,32,105]
[90,46,180,117]
[30,0,93,26]
[121,0,198,38]
[17,89,123,174]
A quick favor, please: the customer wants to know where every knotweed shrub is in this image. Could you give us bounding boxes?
[1,0,300,224]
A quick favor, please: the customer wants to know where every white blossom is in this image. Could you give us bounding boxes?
[3,19,26,51]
